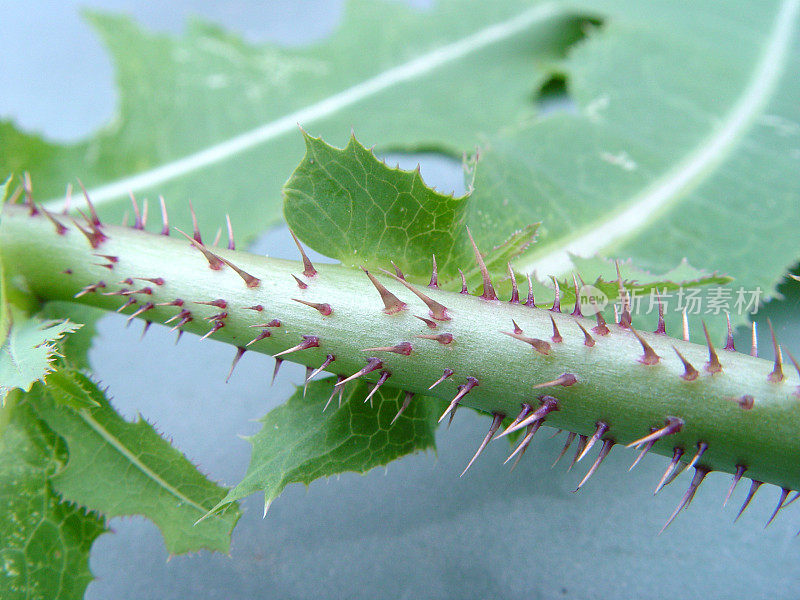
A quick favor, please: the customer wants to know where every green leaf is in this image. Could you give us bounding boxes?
[284,133,537,283]
[0,396,106,600]
[0,315,80,402]
[31,372,240,555]
[468,0,800,318]
[42,369,100,411]
[2,1,591,242]
[214,378,442,514]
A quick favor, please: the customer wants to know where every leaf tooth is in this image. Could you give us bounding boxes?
[292,274,308,289]
[271,358,284,386]
[466,227,497,301]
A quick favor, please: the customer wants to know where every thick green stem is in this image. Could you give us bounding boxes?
[2,203,799,491]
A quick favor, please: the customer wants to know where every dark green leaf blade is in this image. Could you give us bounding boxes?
[31,372,240,555]
[0,397,106,600]
[214,378,442,514]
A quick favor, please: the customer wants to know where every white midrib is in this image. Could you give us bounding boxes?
[520,0,800,276]
[78,409,213,517]
[42,3,561,210]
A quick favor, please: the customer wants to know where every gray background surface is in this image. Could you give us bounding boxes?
[2,2,800,598]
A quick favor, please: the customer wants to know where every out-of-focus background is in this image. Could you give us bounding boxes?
[3,2,800,599]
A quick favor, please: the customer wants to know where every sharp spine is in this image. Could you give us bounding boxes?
[466,227,497,301]
[530,373,578,389]
[723,465,746,507]
[735,480,762,521]
[416,333,453,345]
[575,439,614,491]
[765,488,791,527]
[428,368,454,390]
[767,318,785,383]
[660,466,709,533]
[390,391,414,425]
[362,342,413,355]
[724,313,735,351]
[524,272,536,307]
[626,417,684,448]
[550,315,563,343]
[501,331,551,355]
[379,269,450,321]
[226,347,246,383]
[576,322,595,347]
[363,269,407,314]
[438,377,479,424]
[289,229,317,277]
[673,346,699,381]
[508,264,519,303]
[570,274,582,317]
[174,228,224,270]
[336,357,383,386]
[552,431,576,467]
[428,255,439,289]
[363,371,391,405]
[550,277,561,313]
[577,421,609,462]
[293,298,333,316]
[702,321,723,373]
[274,335,320,358]
[461,413,505,476]
[654,448,684,494]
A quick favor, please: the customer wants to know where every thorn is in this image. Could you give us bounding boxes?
[506,421,543,470]
[225,214,235,251]
[292,274,308,289]
[76,179,101,226]
[159,196,169,235]
[751,322,758,357]
[660,467,709,533]
[379,269,449,321]
[74,281,106,298]
[767,318,784,383]
[308,354,335,381]
[71,217,106,248]
[508,264,519,303]
[390,391,414,425]
[126,302,154,324]
[626,417,683,448]
[654,448,684,494]
[415,315,437,329]
[245,304,264,312]
[550,277,561,312]
[765,488,791,527]
[501,331,551,355]
[335,357,383,386]
[550,315,563,343]
[165,309,191,325]
[497,404,533,438]
[218,256,260,288]
[200,321,225,340]
[428,368,454,390]
[62,183,72,214]
[363,371,391,405]
[21,173,36,214]
[511,320,523,335]
[629,439,655,471]
[130,192,144,230]
[289,229,316,277]
[362,342,413,355]
[271,358,284,386]
[786,349,800,396]
[140,320,152,340]
[466,227,497,300]
[168,312,193,332]
[685,441,708,470]
[226,347,246,383]
[576,322,595,347]
[438,377,479,423]
[274,335,320,358]
[135,277,163,286]
[156,298,184,307]
[575,439,614,491]
[246,329,271,347]
[723,465,746,507]
[194,299,227,309]
[362,269,407,314]
[39,204,68,235]
[292,298,333,316]
[682,309,690,341]
[211,226,222,248]
[615,261,632,327]
[497,396,558,438]
[577,421,609,462]
[391,261,406,280]
[428,255,439,289]
[735,480,762,521]
[175,330,183,344]
[673,346,699,381]
[458,269,468,294]
[323,376,345,411]
[568,435,588,471]
[700,321,723,374]
[524,273,536,307]
[116,297,138,313]
[654,294,666,334]
[593,311,610,336]
[530,373,578,389]
[174,228,224,270]
[552,431,576,467]
[570,274,582,317]
[415,333,453,345]
[631,328,660,365]
[724,313,735,351]
[188,201,202,243]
